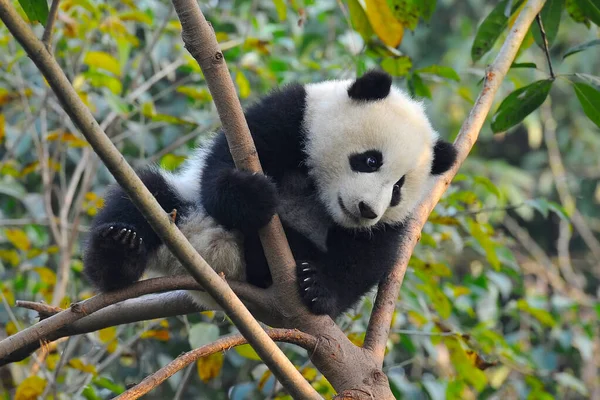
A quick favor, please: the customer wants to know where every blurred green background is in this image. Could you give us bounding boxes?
[0,0,599,398]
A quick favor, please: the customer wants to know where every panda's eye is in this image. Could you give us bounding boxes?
[349,150,383,173]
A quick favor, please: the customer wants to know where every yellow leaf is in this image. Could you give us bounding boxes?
[0,114,5,143]
[1,285,15,305]
[6,321,18,336]
[140,329,170,341]
[159,319,169,328]
[196,352,223,383]
[5,228,31,251]
[235,71,251,99]
[300,366,318,381]
[25,248,43,259]
[365,0,404,47]
[347,332,365,346]
[47,245,59,254]
[118,11,153,25]
[60,296,71,309]
[258,369,272,390]
[20,161,39,177]
[235,344,262,360]
[99,326,117,343]
[83,51,121,76]
[46,353,60,370]
[0,249,20,266]
[15,376,46,400]
[273,0,287,21]
[107,340,118,353]
[68,358,97,375]
[34,267,57,286]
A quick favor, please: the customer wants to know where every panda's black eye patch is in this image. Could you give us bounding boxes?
[349,150,383,173]
[390,175,406,207]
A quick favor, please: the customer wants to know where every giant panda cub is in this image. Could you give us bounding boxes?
[83,70,457,318]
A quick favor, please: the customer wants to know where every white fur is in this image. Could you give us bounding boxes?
[303,80,438,229]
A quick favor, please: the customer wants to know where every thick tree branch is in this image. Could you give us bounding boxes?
[363,0,548,364]
[116,329,318,400]
[0,2,317,397]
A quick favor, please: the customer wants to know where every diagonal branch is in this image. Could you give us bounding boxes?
[0,3,317,397]
[363,0,548,364]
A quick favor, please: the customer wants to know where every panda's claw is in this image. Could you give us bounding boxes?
[129,232,137,248]
[113,228,127,241]
[100,226,114,237]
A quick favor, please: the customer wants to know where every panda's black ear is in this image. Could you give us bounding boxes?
[431,140,457,175]
[347,70,392,101]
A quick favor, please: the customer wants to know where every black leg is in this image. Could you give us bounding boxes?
[83,168,189,291]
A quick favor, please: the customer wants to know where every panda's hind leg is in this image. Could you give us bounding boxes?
[84,168,189,292]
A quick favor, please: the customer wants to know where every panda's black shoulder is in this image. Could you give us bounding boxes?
[244,83,307,137]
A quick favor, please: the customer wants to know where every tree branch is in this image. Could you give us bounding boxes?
[116,329,318,400]
[0,2,317,397]
[535,14,555,79]
[362,0,548,364]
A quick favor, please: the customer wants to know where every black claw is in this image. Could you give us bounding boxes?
[101,226,114,237]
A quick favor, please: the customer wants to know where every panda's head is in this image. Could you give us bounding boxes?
[303,70,457,229]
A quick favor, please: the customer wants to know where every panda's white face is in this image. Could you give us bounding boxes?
[303,78,437,229]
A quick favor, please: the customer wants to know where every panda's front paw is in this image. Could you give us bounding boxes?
[297,261,337,316]
[214,169,279,232]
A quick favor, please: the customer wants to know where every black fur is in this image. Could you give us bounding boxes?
[431,139,457,175]
[83,169,189,291]
[347,70,392,102]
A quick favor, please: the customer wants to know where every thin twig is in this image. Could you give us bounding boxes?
[41,0,61,50]
[116,329,318,400]
[535,14,555,79]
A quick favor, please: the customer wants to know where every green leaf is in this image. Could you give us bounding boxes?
[473,176,501,198]
[511,62,537,69]
[566,0,591,26]
[18,0,49,25]
[574,0,600,26]
[92,377,125,395]
[516,299,556,327]
[408,73,431,98]
[273,0,287,21]
[491,79,553,133]
[573,82,600,128]
[348,0,374,40]
[417,65,460,81]
[532,0,564,49]
[468,219,500,270]
[234,344,262,360]
[563,39,600,58]
[189,323,219,349]
[381,56,412,77]
[471,0,510,62]
[386,0,421,30]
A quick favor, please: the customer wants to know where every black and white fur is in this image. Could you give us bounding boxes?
[83,71,457,318]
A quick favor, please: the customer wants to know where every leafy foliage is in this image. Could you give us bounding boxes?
[0,0,599,399]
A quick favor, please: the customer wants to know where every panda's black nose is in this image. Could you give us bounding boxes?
[359,202,378,219]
